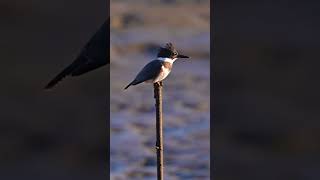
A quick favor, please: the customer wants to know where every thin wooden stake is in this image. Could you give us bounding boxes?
[154,81,163,180]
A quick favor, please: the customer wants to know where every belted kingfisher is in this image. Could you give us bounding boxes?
[45,19,109,89]
[124,42,189,89]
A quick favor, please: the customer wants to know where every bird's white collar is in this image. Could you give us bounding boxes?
[157,57,177,63]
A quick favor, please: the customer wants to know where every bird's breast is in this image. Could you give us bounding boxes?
[162,61,172,70]
[153,65,171,83]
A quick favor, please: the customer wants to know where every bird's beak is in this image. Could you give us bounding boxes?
[177,54,189,58]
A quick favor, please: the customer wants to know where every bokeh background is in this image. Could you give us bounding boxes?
[110,0,210,179]
[0,0,107,179]
[214,1,320,180]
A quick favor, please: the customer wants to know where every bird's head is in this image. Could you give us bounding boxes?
[157,42,189,60]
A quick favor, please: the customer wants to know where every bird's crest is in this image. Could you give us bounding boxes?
[164,42,175,51]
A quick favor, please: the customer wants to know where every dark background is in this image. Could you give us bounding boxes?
[214,1,320,180]
[0,0,107,179]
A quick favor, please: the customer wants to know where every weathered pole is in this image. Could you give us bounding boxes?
[154,81,163,180]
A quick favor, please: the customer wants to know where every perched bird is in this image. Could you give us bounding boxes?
[45,19,109,89]
[124,42,189,89]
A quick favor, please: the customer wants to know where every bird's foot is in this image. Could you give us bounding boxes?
[154,82,161,88]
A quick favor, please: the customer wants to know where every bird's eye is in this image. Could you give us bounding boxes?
[174,52,178,55]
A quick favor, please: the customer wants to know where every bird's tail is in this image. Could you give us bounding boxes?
[44,64,76,89]
[123,82,132,90]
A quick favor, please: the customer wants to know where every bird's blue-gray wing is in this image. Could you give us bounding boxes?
[131,60,162,85]
[71,20,108,76]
